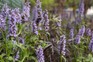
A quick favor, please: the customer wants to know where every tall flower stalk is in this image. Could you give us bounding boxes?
[0,4,10,30]
[78,0,84,16]
[36,46,45,62]
[0,14,6,30]
[75,34,81,44]
[34,0,43,26]
[86,28,91,36]
[21,2,30,22]
[32,21,38,35]
[1,3,10,18]
[89,33,93,52]
[8,9,17,38]
[70,27,74,39]
[43,10,49,31]
[32,0,43,34]
[58,35,66,55]
[78,25,85,37]
[13,8,22,24]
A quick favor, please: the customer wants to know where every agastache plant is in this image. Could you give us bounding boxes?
[32,21,38,35]
[86,28,91,36]
[32,6,38,22]
[1,3,10,18]
[21,2,30,22]
[13,8,22,24]
[78,25,85,37]
[0,14,6,30]
[32,0,43,34]
[70,27,74,39]
[0,4,10,30]
[35,0,43,25]
[8,9,17,37]
[43,10,49,31]
[36,46,45,62]
[58,35,66,55]
[62,37,66,55]
[32,6,38,34]
[78,0,84,16]
[75,34,81,44]
[89,33,93,52]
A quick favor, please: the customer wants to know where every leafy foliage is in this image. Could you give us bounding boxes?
[0,0,93,62]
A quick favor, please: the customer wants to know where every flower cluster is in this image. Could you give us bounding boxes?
[1,3,10,18]
[58,35,66,55]
[75,34,81,44]
[70,27,74,39]
[13,8,22,24]
[78,25,85,37]
[36,46,45,62]
[75,25,85,44]
[43,10,49,31]
[89,33,93,52]
[0,4,10,30]
[8,9,18,37]
[33,0,43,23]
[21,2,30,22]
[0,2,30,37]
[32,0,51,33]
[0,14,6,30]
[32,21,38,35]
[86,28,91,36]
[78,0,84,16]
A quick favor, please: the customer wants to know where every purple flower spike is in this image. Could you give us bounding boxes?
[32,21,38,35]
[21,2,30,22]
[13,8,22,23]
[36,0,42,8]
[35,0,43,23]
[1,3,10,18]
[78,0,84,16]
[32,0,43,33]
[0,4,10,30]
[36,46,45,62]
[15,51,19,61]
[62,38,66,55]
[43,10,49,31]
[70,28,74,39]
[32,6,38,21]
[8,9,18,37]
[89,34,93,52]
[78,25,85,37]
[75,35,81,44]
[58,35,66,55]
[0,14,6,30]
[86,28,91,36]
